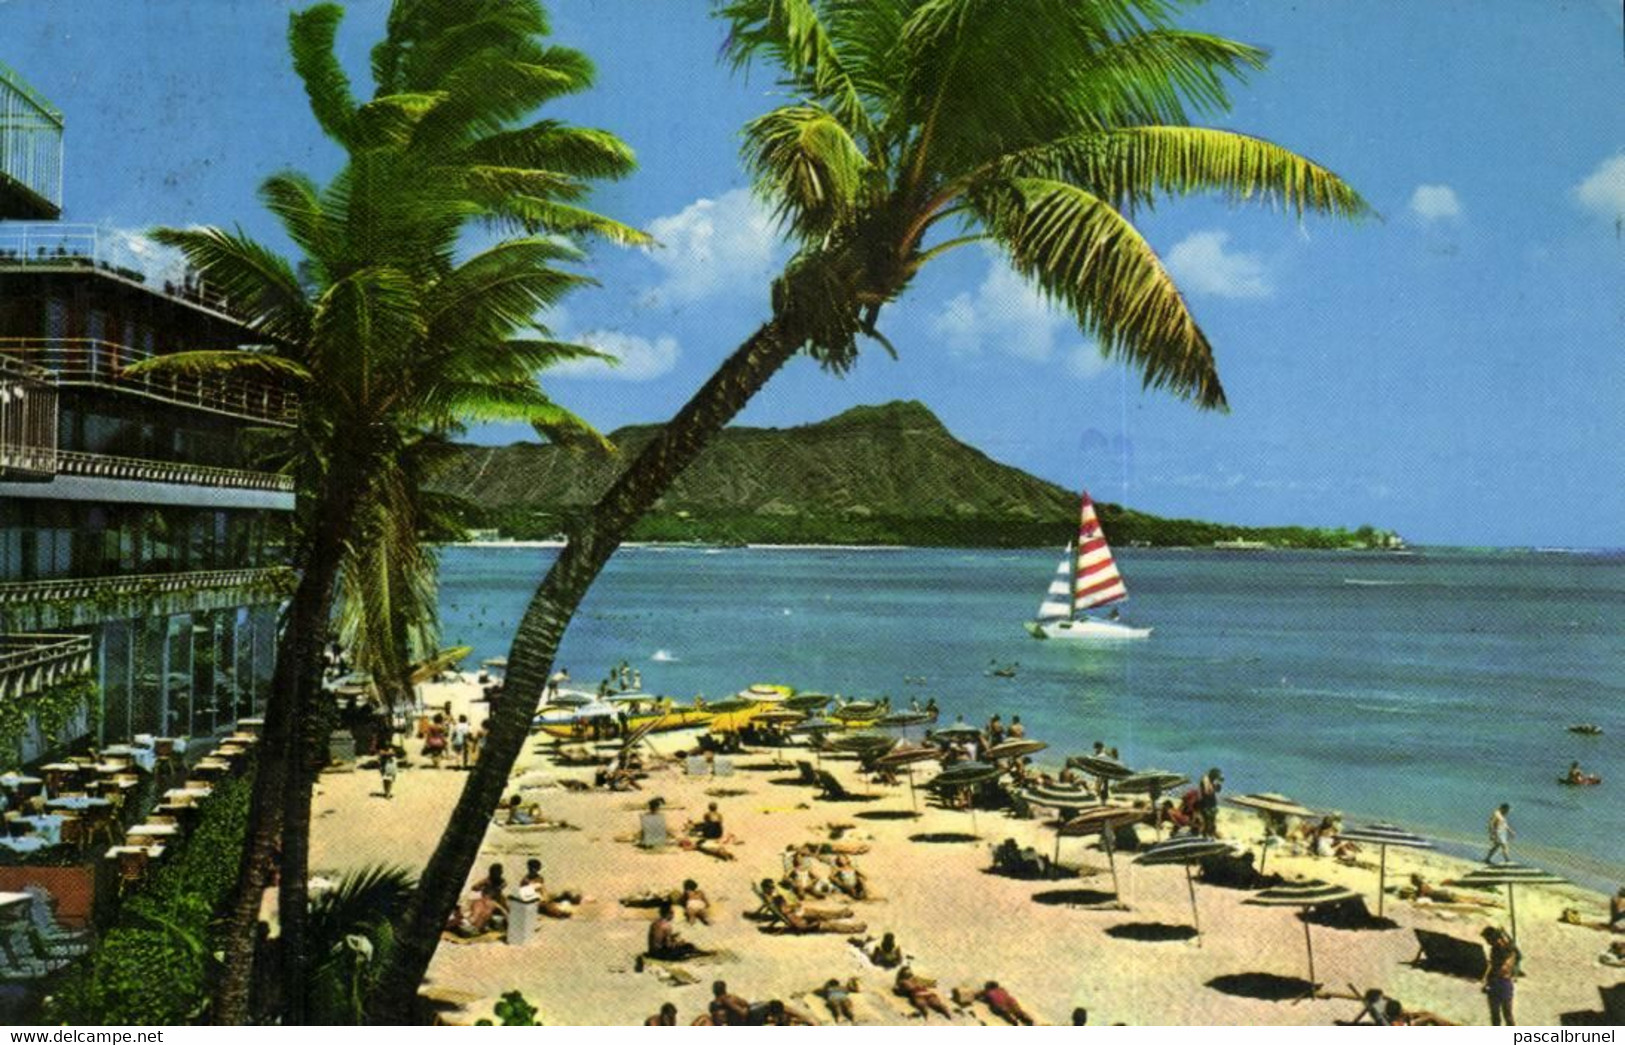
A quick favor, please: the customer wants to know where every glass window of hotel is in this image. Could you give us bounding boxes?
[0,503,22,581]
[165,613,193,737]
[233,606,253,722]
[192,612,218,735]
[101,619,134,744]
[132,615,167,736]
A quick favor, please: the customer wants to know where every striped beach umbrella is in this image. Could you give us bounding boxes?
[1117,770,1190,834]
[878,710,934,728]
[543,692,593,708]
[1245,878,1363,995]
[784,693,833,712]
[1067,753,1134,800]
[1451,862,1567,942]
[985,738,1048,762]
[1333,822,1433,916]
[930,723,983,742]
[1228,792,1319,873]
[929,761,1004,836]
[1060,805,1146,904]
[1135,835,1233,938]
[876,744,939,811]
[1021,780,1093,811]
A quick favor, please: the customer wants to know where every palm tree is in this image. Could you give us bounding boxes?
[371,0,1369,1015]
[133,1,641,1022]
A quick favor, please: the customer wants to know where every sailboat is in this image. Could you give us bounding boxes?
[1026,490,1151,640]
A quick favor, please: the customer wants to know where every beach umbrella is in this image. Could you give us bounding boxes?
[1135,835,1233,940]
[1244,878,1364,998]
[784,693,833,712]
[1116,770,1190,834]
[930,723,982,742]
[1019,780,1095,862]
[877,709,934,734]
[1228,792,1318,873]
[1333,822,1434,917]
[876,744,940,810]
[481,657,508,669]
[753,708,806,724]
[409,647,472,685]
[791,716,841,734]
[1067,753,1134,799]
[1060,805,1146,904]
[543,692,593,708]
[985,738,1048,762]
[1451,863,1567,942]
[928,761,1003,835]
[703,696,756,715]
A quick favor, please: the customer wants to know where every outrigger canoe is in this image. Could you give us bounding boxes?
[534,695,714,739]
[706,683,795,732]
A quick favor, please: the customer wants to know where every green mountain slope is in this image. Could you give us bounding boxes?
[433,400,1392,549]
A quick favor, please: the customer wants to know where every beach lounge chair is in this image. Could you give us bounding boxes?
[1411,928,1488,979]
[815,770,873,802]
[686,756,709,777]
[795,761,819,786]
[714,757,734,778]
[756,894,866,936]
[639,812,669,849]
[1601,985,1625,1025]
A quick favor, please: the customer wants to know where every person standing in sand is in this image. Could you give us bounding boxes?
[1481,926,1519,1026]
[377,747,397,800]
[1486,803,1514,863]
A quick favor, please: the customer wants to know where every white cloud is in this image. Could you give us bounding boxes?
[1065,342,1109,380]
[643,188,779,305]
[931,259,1079,365]
[1408,184,1463,222]
[550,329,680,382]
[1164,230,1272,299]
[1574,154,1625,220]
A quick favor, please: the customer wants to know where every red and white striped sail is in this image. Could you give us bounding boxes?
[1072,491,1128,611]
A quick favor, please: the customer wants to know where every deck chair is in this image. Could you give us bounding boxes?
[1411,928,1488,979]
[713,757,734,778]
[795,761,819,785]
[685,756,709,777]
[639,812,670,849]
[755,891,866,936]
[816,770,866,801]
[1601,984,1625,1025]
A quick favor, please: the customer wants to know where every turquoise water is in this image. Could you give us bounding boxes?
[437,545,1625,888]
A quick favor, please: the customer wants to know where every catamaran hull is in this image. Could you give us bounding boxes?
[1028,618,1152,641]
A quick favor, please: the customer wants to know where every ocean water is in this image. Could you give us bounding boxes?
[437,544,1625,888]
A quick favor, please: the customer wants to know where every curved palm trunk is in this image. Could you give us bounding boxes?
[367,319,798,1020]
[212,493,356,1024]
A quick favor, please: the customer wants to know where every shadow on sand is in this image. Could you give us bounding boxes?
[1206,973,1314,1002]
[908,832,980,844]
[1106,922,1199,943]
[1030,888,1119,907]
[855,809,922,821]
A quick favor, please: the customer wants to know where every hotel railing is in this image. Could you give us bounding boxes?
[0,632,92,702]
[0,338,298,427]
[51,449,294,493]
[0,352,57,478]
[0,567,297,610]
[0,223,241,318]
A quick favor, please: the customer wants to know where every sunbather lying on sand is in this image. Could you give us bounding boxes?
[1339,989,1456,1026]
[894,967,954,1021]
[746,999,820,1026]
[976,981,1035,1025]
[1399,873,1502,907]
[518,859,581,918]
[815,978,860,1023]
[644,1002,678,1026]
[758,879,864,934]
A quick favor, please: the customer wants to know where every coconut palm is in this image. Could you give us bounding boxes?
[130,1,640,1023]
[371,0,1369,1015]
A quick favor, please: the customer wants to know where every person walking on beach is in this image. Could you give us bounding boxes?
[1481,926,1519,1025]
[451,714,471,769]
[378,747,397,800]
[1486,803,1514,863]
[1199,767,1224,837]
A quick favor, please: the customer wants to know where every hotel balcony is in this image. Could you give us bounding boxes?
[0,567,297,632]
[0,632,91,703]
[52,450,293,493]
[0,223,247,321]
[0,337,297,427]
[0,352,56,478]
[0,63,63,220]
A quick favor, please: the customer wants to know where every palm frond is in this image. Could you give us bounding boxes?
[743,104,873,238]
[1000,126,1372,219]
[119,349,314,384]
[718,0,878,143]
[979,177,1226,409]
[479,197,652,245]
[148,226,312,343]
[289,4,360,147]
[465,122,638,182]
[259,171,334,264]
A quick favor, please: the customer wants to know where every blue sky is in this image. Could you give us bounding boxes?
[5,0,1622,546]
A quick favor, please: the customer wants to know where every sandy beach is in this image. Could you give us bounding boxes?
[308,677,1622,1026]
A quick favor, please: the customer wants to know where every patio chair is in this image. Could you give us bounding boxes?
[639,812,669,849]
